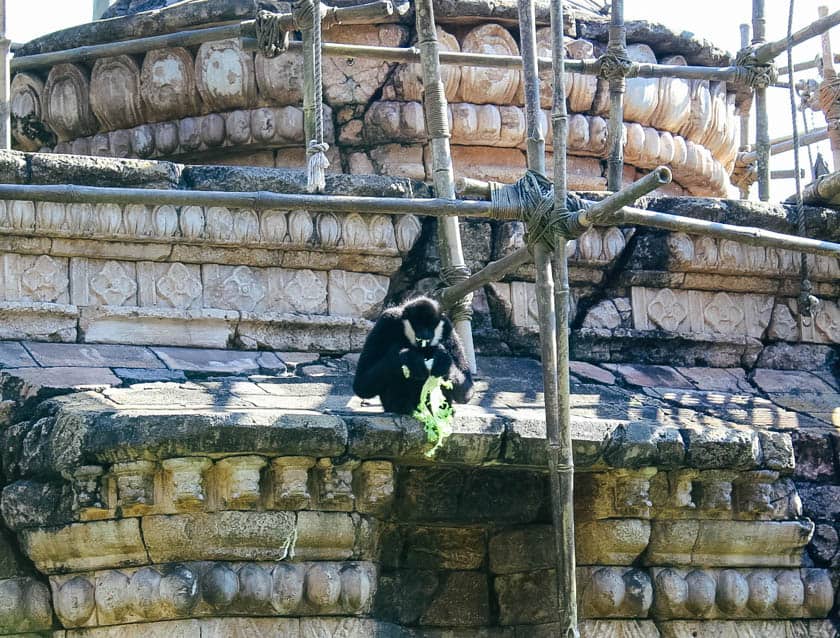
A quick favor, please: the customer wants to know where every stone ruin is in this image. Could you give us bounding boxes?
[0,0,836,636]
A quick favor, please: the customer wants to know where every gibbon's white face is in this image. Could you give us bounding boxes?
[403,319,445,349]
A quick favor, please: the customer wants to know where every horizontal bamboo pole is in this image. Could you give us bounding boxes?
[740,126,829,162]
[770,168,805,179]
[754,8,840,63]
[10,0,394,72]
[0,183,495,217]
[778,53,840,75]
[801,170,840,204]
[0,180,838,258]
[12,19,743,83]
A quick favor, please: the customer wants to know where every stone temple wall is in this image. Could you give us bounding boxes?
[10,0,738,196]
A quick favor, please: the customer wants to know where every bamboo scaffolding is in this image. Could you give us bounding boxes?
[414,0,476,374]
[605,0,627,191]
[752,0,771,201]
[778,53,840,76]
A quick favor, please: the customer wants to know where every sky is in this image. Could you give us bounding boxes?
[5,0,835,201]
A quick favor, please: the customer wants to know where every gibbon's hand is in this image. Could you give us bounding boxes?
[399,347,430,380]
[430,346,453,378]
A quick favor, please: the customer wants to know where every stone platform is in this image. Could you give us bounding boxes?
[0,341,837,636]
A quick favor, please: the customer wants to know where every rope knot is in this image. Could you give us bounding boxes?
[306,141,330,193]
[293,0,316,30]
[597,51,634,82]
[255,10,290,58]
[735,47,778,89]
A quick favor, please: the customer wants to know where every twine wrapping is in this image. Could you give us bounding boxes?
[255,10,290,58]
[488,170,585,250]
[735,47,779,89]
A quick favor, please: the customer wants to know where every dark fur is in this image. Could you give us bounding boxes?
[353,297,474,414]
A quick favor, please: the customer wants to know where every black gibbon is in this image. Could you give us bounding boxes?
[353,296,474,414]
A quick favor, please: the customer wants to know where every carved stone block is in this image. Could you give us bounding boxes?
[328,270,388,318]
[90,55,146,131]
[140,48,201,122]
[269,456,315,510]
[1,253,69,303]
[313,458,355,512]
[110,460,156,516]
[161,457,213,512]
[195,39,257,111]
[214,456,267,510]
[43,63,98,141]
[354,461,394,516]
[70,258,138,306]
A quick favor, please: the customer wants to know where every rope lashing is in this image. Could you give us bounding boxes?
[440,265,472,322]
[488,170,585,250]
[295,0,330,193]
[255,10,290,58]
[596,51,636,82]
[735,47,779,89]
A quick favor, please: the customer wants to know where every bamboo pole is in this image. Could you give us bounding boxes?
[778,53,840,76]
[519,0,571,627]
[9,1,395,72]
[414,0,476,374]
[0,0,9,150]
[818,5,840,171]
[12,19,748,83]
[92,0,110,20]
[738,23,752,200]
[754,8,840,63]
[1,181,840,258]
[752,0,771,202]
[606,0,627,191]
[550,0,578,632]
[739,126,828,162]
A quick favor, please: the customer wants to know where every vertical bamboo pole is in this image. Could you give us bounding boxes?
[0,0,9,150]
[606,0,627,191]
[551,0,579,633]
[518,0,575,629]
[819,5,840,171]
[738,23,752,199]
[414,0,476,373]
[752,0,771,201]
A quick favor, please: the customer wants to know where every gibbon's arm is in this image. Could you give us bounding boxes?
[442,326,474,403]
[353,313,404,399]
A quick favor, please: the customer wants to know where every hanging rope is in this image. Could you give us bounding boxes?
[787,0,820,321]
[295,0,330,193]
[255,10,290,58]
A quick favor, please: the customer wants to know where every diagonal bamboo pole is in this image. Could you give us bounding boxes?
[518,0,573,628]
[739,126,828,162]
[754,8,840,63]
[752,0,771,202]
[549,0,579,632]
[414,0,477,374]
[605,0,627,192]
